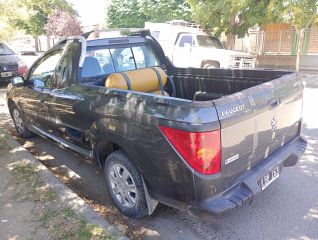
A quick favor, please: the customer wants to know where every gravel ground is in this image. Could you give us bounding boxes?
[0,75,317,240]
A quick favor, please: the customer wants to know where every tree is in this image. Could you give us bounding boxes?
[0,24,16,41]
[4,0,77,50]
[106,0,191,28]
[46,9,82,37]
[269,0,318,71]
[139,0,191,22]
[9,0,76,35]
[187,0,270,49]
[106,0,147,28]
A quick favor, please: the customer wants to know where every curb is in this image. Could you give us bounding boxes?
[0,128,128,240]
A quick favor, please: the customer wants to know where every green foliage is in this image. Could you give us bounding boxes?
[269,0,318,70]
[187,0,270,37]
[5,0,77,36]
[0,21,17,42]
[106,0,191,28]
[269,0,318,32]
[140,0,191,22]
[106,0,146,28]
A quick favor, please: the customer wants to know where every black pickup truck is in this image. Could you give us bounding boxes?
[7,31,307,219]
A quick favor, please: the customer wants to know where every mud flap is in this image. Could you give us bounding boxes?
[142,177,159,215]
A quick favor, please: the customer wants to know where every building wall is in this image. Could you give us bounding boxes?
[257,55,318,71]
[254,23,318,70]
[307,27,318,54]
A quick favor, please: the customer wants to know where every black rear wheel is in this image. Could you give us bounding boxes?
[104,150,149,218]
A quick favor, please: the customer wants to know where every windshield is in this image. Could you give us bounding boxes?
[196,35,224,49]
[0,43,15,55]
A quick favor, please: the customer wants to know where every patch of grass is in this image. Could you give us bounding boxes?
[11,161,39,178]
[75,223,115,240]
[11,161,117,240]
[36,186,58,202]
[40,206,116,240]
[63,207,77,218]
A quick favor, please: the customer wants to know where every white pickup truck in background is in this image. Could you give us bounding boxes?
[145,20,256,69]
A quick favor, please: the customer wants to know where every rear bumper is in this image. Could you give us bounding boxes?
[187,135,307,218]
[0,73,18,82]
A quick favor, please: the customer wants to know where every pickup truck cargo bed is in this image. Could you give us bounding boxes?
[169,68,293,100]
[164,67,304,191]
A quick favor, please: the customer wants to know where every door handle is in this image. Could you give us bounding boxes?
[268,98,280,109]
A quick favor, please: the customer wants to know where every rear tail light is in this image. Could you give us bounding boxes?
[159,126,221,175]
[18,59,28,76]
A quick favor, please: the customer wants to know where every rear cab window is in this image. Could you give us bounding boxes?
[80,44,160,85]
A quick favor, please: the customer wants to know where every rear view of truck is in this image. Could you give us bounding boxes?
[157,67,307,216]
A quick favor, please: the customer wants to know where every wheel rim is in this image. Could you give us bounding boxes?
[13,109,24,133]
[108,164,137,209]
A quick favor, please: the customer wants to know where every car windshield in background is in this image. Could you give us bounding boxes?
[81,45,160,79]
[196,35,224,49]
[0,43,15,55]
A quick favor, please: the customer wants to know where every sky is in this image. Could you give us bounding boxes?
[67,0,108,26]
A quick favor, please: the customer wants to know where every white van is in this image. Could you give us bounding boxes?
[145,20,256,69]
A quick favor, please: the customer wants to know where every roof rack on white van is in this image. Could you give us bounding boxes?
[165,20,202,29]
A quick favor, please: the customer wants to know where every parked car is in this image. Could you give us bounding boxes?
[11,39,36,55]
[145,20,256,69]
[7,30,306,219]
[0,43,28,83]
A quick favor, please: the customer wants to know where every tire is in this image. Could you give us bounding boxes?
[9,105,34,139]
[104,150,148,218]
[203,62,220,69]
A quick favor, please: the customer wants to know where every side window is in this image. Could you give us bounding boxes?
[30,51,62,88]
[132,46,159,69]
[82,48,115,78]
[178,35,193,47]
[110,47,135,72]
[55,43,79,88]
[151,31,160,40]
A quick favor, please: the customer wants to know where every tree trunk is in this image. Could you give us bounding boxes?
[226,16,238,50]
[46,36,51,50]
[34,36,39,52]
[296,29,305,72]
[226,33,235,50]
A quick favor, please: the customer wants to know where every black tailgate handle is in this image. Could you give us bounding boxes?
[268,98,280,109]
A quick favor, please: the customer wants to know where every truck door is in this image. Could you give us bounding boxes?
[19,50,63,131]
[48,42,88,144]
[173,34,193,67]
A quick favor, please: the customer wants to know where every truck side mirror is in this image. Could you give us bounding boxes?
[11,76,24,86]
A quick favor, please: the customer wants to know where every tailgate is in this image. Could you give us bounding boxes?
[213,73,303,188]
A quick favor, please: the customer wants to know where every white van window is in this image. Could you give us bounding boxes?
[178,35,193,47]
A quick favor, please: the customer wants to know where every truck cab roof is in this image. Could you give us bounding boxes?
[86,36,148,47]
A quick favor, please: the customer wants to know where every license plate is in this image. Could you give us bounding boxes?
[1,71,13,77]
[259,166,280,191]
